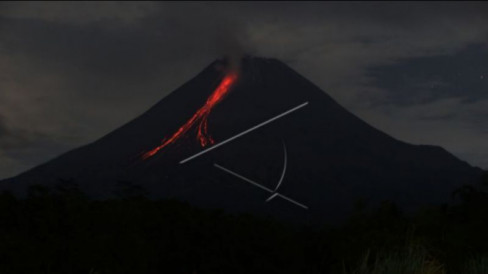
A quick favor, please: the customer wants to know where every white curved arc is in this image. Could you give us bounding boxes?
[274,140,287,192]
[266,192,279,202]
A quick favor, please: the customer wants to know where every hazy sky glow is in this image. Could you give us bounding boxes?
[0,2,487,179]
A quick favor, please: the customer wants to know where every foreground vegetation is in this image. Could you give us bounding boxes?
[0,173,487,273]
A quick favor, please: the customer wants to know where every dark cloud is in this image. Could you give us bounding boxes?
[0,114,46,149]
[0,2,488,179]
[0,2,157,25]
[0,113,74,179]
[367,44,488,106]
[0,115,9,137]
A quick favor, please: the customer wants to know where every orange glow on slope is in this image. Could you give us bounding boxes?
[142,72,238,160]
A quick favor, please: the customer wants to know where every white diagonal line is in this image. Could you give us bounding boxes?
[179,101,309,164]
[277,194,308,210]
[214,164,273,193]
[213,163,308,210]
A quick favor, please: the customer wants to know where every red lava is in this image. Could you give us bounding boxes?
[142,72,238,160]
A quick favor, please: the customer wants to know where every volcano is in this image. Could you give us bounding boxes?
[0,56,483,223]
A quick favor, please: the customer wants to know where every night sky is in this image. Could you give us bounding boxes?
[0,2,487,180]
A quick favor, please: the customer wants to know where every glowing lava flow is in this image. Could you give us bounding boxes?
[142,72,238,160]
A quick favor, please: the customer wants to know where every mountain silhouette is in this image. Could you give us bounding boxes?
[1,56,483,224]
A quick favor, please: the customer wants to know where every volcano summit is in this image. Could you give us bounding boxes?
[1,56,483,223]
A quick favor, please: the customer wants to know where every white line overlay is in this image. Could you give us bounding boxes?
[214,164,273,193]
[214,163,308,210]
[179,101,309,164]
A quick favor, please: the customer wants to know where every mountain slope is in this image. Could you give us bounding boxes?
[1,56,483,223]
